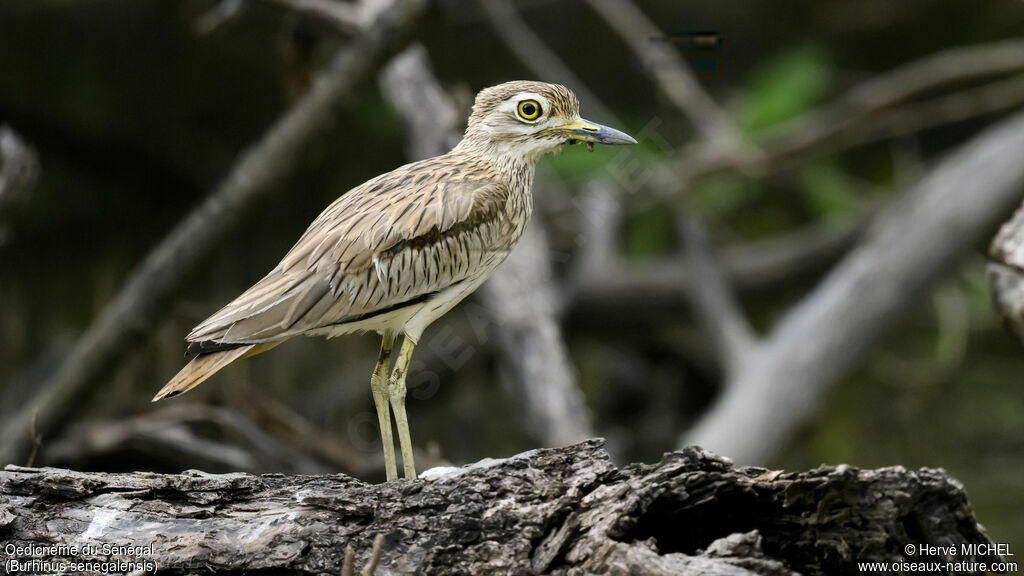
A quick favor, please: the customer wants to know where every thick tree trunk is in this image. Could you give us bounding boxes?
[0,440,1001,575]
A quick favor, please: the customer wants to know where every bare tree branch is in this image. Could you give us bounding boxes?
[989,197,1024,344]
[822,39,1024,122]
[0,124,39,218]
[542,39,1024,211]
[680,216,758,374]
[568,208,871,318]
[841,73,1024,152]
[584,0,750,155]
[42,403,337,474]
[380,45,593,446]
[683,107,1024,463]
[570,179,624,285]
[379,45,462,159]
[566,43,1024,324]
[196,0,378,35]
[194,0,248,34]
[757,40,1024,158]
[476,0,618,123]
[480,217,595,446]
[270,0,365,30]
[474,0,693,224]
[669,40,1024,190]
[0,0,428,466]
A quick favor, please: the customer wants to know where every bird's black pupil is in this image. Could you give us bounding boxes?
[522,102,536,116]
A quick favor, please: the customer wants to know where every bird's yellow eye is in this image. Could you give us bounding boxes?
[516,99,542,121]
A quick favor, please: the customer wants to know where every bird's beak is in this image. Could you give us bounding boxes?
[556,118,638,145]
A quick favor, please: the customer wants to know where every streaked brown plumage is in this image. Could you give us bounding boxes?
[154,81,636,480]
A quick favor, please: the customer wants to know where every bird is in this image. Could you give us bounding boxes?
[153,81,637,481]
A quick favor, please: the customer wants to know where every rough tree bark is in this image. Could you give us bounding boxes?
[0,440,1001,575]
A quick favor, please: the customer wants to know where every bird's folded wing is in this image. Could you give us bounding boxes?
[187,159,517,345]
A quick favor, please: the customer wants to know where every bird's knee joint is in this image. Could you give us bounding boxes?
[388,378,406,399]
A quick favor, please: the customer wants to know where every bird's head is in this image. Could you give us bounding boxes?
[459,81,636,163]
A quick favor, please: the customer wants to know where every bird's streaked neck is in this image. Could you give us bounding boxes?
[452,134,558,176]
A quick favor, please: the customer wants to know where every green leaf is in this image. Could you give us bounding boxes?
[688,173,751,216]
[799,159,858,219]
[623,204,676,258]
[541,128,665,181]
[738,45,830,132]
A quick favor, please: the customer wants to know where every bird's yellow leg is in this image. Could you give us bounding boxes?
[371,332,398,481]
[388,335,418,479]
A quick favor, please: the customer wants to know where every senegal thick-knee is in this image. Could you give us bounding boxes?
[154,81,636,481]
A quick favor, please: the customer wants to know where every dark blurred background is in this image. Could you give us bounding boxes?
[1,0,1022,548]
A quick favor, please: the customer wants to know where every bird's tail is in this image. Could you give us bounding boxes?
[152,342,278,402]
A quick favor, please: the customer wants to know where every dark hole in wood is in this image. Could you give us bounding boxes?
[618,485,775,555]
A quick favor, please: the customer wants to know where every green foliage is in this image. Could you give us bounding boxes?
[798,158,859,219]
[359,95,401,138]
[540,132,664,181]
[958,264,1002,326]
[540,148,608,181]
[687,173,751,217]
[623,204,676,258]
[738,45,831,132]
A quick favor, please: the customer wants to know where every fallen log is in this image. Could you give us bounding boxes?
[0,440,1001,575]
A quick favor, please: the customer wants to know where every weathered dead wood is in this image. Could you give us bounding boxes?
[989,198,1024,344]
[0,440,1000,575]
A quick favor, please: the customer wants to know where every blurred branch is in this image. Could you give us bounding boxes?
[989,198,1024,345]
[194,0,247,34]
[583,0,751,155]
[0,0,428,466]
[813,39,1024,126]
[679,216,758,375]
[44,403,332,474]
[379,45,462,158]
[476,0,617,122]
[380,45,593,446]
[568,207,871,320]
[238,395,371,474]
[570,179,623,283]
[0,124,39,218]
[841,73,1024,152]
[196,0,370,34]
[757,39,1024,159]
[480,217,594,446]
[565,42,1024,347]
[269,0,365,30]
[683,107,1024,463]
[670,40,1024,189]
[479,1,1024,245]
[475,0,686,217]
